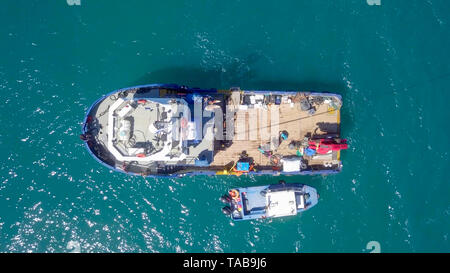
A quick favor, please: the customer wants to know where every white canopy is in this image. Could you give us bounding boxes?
[281,158,301,172]
[266,191,297,217]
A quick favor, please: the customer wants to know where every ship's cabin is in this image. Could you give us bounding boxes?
[107,97,215,165]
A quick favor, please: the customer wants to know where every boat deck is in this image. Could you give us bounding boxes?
[211,95,340,168]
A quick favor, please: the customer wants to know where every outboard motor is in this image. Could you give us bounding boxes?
[221,206,232,215]
[219,194,232,203]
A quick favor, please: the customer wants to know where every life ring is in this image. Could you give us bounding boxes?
[228,189,239,199]
[270,155,281,165]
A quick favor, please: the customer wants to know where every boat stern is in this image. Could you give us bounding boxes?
[220,188,245,220]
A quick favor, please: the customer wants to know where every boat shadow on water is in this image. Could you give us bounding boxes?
[132,66,346,93]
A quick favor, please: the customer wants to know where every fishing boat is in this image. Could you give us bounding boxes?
[81,84,347,177]
[220,182,319,221]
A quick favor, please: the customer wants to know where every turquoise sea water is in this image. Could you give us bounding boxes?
[0,0,449,252]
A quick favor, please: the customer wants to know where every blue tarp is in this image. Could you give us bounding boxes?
[236,162,250,171]
[304,148,316,156]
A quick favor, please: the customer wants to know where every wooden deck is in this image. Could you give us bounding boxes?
[211,100,340,167]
